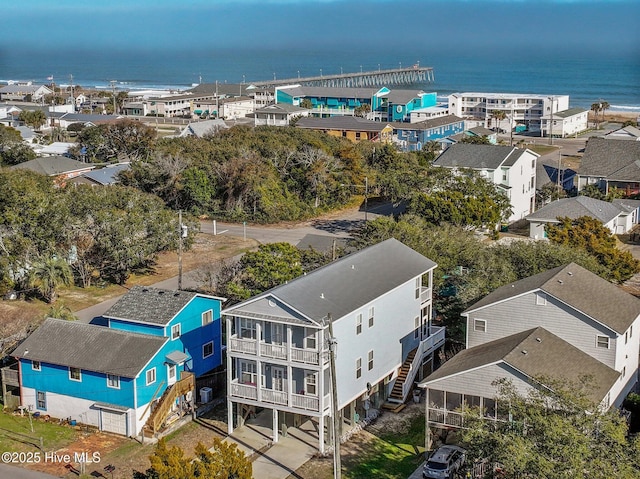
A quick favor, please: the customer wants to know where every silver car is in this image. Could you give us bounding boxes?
[423,445,466,479]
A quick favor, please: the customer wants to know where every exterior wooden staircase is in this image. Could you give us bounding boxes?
[383,348,418,411]
[143,371,195,437]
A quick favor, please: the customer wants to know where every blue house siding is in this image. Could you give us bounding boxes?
[397,120,465,151]
[135,341,188,406]
[167,296,223,376]
[20,360,136,409]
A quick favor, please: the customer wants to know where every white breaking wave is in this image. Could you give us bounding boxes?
[610,105,640,112]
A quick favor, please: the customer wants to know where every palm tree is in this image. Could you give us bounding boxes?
[590,102,602,129]
[600,100,610,126]
[491,110,507,136]
[28,256,73,303]
[46,302,77,321]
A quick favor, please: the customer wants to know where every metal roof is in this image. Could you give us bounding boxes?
[525,196,623,224]
[296,116,392,132]
[12,318,167,378]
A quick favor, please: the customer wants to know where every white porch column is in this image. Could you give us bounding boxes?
[287,325,293,362]
[318,413,325,454]
[272,408,279,443]
[228,400,234,435]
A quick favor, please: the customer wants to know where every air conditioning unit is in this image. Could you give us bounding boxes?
[200,387,212,404]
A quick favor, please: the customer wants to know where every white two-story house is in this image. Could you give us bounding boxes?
[433,143,539,222]
[223,238,445,453]
[419,263,640,437]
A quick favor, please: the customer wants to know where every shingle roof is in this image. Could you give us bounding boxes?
[579,137,640,180]
[605,126,640,140]
[384,89,425,104]
[224,238,436,323]
[278,86,378,99]
[392,115,463,131]
[464,263,640,334]
[103,286,197,325]
[525,196,623,224]
[433,143,529,170]
[551,107,587,118]
[295,116,391,132]
[10,156,94,176]
[12,318,167,377]
[255,103,308,114]
[420,327,619,404]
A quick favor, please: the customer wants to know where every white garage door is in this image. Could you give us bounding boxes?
[101,410,127,435]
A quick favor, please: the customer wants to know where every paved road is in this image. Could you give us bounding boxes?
[0,464,60,479]
[75,201,402,322]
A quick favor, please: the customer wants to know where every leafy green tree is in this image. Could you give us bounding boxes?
[354,104,371,117]
[0,124,22,145]
[71,119,155,162]
[600,100,610,125]
[46,302,77,321]
[490,109,506,133]
[591,102,602,129]
[19,110,47,130]
[300,98,313,109]
[460,377,640,479]
[0,143,36,165]
[27,256,73,303]
[459,134,491,144]
[545,216,640,283]
[134,437,251,479]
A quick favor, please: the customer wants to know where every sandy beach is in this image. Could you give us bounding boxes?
[591,111,639,124]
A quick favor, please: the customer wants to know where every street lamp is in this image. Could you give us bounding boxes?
[340,176,369,221]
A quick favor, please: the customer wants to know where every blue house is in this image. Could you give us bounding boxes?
[394,115,465,151]
[12,287,225,437]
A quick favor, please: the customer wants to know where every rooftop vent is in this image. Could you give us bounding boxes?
[536,337,542,342]
[320,293,325,299]
[158,291,165,295]
[521,350,528,355]
[557,279,563,284]
[268,300,276,307]
[351,265,355,269]
[567,271,573,276]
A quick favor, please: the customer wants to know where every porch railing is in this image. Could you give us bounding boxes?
[290,347,320,365]
[261,389,288,406]
[228,336,320,366]
[401,326,446,400]
[291,393,319,411]
[230,382,257,401]
[428,408,464,427]
[229,337,257,354]
[260,342,287,360]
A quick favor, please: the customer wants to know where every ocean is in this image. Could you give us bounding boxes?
[1,46,638,112]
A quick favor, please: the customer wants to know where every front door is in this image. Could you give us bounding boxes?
[272,367,286,392]
[167,364,177,386]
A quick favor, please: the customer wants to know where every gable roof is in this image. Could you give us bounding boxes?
[12,318,167,378]
[579,137,640,180]
[80,163,130,185]
[179,119,228,138]
[525,196,623,224]
[255,103,309,114]
[103,286,198,325]
[10,156,94,176]
[295,116,392,133]
[604,126,640,140]
[420,327,619,404]
[433,143,532,170]
[277,86,378,100]
[546,107,587,119]
[224,238,436,323]
[465,263,640,334]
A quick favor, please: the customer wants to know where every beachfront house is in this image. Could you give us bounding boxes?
[447,93,569,133]
[540,107,588,138]
[393,115,465,151]
[419,262,640,438]
[223,238,445,453]
[432,143,539,223]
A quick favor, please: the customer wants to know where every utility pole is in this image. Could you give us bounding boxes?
[110,80,117,114]
[178,210,185,290]
[326,313,341,479]
[364,176,369,221]
[548,96,554,146]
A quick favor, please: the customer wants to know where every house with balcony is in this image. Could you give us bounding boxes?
[223,238,445,453]
[540,107,588,138]
[447,93,569,133]
[10,286,225,438]
[432,143,539,222]
[254,103,310,126]
[419,262,640,436]
[393,115,465,151]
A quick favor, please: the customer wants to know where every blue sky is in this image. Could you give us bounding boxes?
[3,0,639,54]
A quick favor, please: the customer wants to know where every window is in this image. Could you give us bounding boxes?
[356,358,362,379]
[36,391,46,410]
[202,310,213,326]
[305,328,317,349]
[171,323,181,340]
[168,364,176,382]
[240,361,257,385]
[502,171,507,181]
[536,292,547,305]
[622,366,626,378]
[239,318,256,339]
[368,350,374,371]
[626,331,629,344]
[203,341,214,359]
[305,372,317,395]
[368,307,374,328]
[474,319,487,332]
[414,317,420,339]
[32,361,41,371]
[356,314,362,335]
[415,277,421,299]
[631,326,633,338]
[146,367,156,385]
[596,335,610,349]
[107,374,120,389]
[69,367,81,382]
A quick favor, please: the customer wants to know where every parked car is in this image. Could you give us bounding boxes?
[423,445,466,479]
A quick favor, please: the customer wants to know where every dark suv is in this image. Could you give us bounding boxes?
[423,445,466,479]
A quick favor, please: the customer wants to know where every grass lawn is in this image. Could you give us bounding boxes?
[344,413,425,479]
[0,410,78,452]
[526,144,559,156]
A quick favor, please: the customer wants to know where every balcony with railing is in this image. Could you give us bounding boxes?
[229,380,326,413]
[420,286,432,304]
[228,337,321,366]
